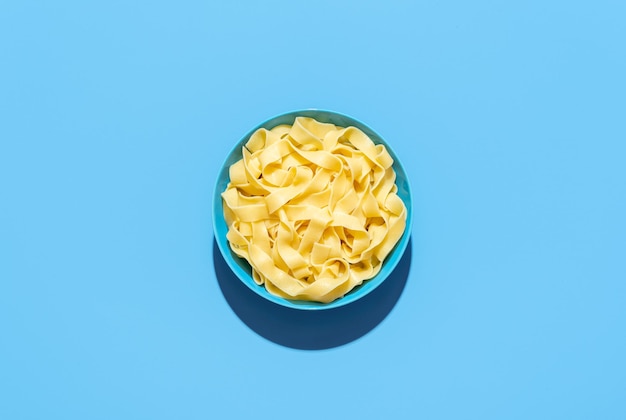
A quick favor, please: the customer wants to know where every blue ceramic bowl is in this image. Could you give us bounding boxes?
[213,109,413,310]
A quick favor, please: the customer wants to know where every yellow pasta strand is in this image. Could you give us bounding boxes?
[222,117,406,303]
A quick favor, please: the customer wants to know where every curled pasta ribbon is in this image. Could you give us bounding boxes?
[222,117,406,303]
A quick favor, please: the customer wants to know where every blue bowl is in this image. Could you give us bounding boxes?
[213,109,413,310]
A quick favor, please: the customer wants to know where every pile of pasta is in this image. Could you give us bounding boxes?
[222,117,406,303]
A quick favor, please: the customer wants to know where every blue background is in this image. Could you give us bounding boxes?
[1,1,625,419]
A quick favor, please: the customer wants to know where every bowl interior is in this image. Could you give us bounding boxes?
[213,109,413,310]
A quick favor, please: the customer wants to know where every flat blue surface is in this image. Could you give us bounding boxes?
[1,1,625,419]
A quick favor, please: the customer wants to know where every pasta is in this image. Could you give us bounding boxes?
[222,117,406,303]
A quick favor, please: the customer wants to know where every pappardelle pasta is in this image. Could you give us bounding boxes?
[222,117,406,303]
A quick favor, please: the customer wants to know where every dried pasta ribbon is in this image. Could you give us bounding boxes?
[222,117,406,303]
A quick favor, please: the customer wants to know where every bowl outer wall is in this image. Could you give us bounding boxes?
[212,109,413,310]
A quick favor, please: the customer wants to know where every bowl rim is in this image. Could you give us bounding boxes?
[212,108,413,310]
